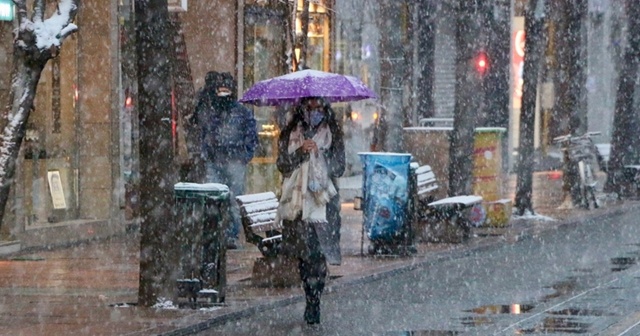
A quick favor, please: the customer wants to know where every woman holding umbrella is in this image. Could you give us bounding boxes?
[276,97,345,325]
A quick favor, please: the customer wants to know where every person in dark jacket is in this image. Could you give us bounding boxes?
[276,97,345,324]
[196,71,258,249]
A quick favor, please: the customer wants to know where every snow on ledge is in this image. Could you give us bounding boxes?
[174,182,229,192]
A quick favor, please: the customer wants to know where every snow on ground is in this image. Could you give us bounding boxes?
[512,210,556,221]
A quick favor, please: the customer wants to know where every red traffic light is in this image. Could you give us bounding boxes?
[125,96,133,108]
[475,51,489,75]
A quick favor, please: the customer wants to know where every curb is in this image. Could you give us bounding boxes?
[159,202,640,336]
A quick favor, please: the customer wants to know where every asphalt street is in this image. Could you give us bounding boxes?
[195,206,640,336]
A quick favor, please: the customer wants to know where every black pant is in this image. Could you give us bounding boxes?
[298,223,328,303]
[298,225,327,324]
[299,253,326,324]
[299,254,327,298]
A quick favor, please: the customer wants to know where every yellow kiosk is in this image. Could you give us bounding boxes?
[472,128,512,227]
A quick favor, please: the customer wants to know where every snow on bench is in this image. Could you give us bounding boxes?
[236,192,282,258]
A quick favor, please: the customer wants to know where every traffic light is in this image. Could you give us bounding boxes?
[474,51,489,76]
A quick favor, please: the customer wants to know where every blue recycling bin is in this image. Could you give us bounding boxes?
[358,152,413,254]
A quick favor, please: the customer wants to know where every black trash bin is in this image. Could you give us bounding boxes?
[174,182,230,306]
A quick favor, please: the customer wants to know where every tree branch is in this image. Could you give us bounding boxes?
[13,0,27,26]
[33,0,45,23]
[58,0,80,35]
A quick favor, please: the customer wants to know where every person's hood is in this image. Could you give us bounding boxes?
[205,71,237,99]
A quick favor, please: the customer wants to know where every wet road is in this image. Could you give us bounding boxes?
[196,207,640,335]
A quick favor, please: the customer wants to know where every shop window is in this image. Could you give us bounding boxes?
[243,4,288,194]
[295,0,330,71]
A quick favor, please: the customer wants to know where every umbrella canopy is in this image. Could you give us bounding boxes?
[239,69,377,106]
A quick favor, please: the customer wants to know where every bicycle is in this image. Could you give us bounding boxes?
[553,131,601,209]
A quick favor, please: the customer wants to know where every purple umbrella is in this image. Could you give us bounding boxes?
[239,69,377,106]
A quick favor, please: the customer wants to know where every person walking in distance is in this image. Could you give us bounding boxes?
[196,71,258,249]
[276,97,345,324]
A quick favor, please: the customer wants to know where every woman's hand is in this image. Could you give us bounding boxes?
[301,139,318,154]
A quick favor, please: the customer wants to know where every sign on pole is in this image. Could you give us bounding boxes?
[0,0,14,21]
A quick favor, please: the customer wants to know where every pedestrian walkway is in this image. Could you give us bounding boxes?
[0,172,636,336]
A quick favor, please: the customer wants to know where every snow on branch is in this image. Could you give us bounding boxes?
[33,0,78,50]
[13,0,79,54]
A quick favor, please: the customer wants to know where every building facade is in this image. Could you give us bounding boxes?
[0,0,337,248]
[1,1,123,247]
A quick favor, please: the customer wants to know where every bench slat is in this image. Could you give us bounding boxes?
[247,210,278,224]
[414,164,439,199]
[417,185,438,195]
[415,165,433,175]
[416,171,436,183]
[261,235,282,243]
[236,192,277,205]
[242,199,279,214]
[417,178,437,188]
[249,220,282,233]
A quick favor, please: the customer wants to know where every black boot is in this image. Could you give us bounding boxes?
[299,253,327,325]
[304,298,320,324]
[303,282,321,324]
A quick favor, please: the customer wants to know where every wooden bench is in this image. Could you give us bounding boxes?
[624,165,640,197]
[410,163,483,243]
[235,192,298,287]
[594,143,610,172]
[236,192,282,258]
[593,143,640,197]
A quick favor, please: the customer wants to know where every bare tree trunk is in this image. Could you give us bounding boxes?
[553,0,587,206]
[484,0,510,129]
[168,14,202,183]
[414,0,436,121]
[135,0,178,307]
[284,0,299,72]
[549,1,568,140]
[568,0,588,136]
[604,0,640,196]
[448,1,484,196]
[298,0,311,70]
[376,0,406,153]
[0,59,45,224]
[0,0,78,226]
[485,0,511,174]
[514,0,546,215]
